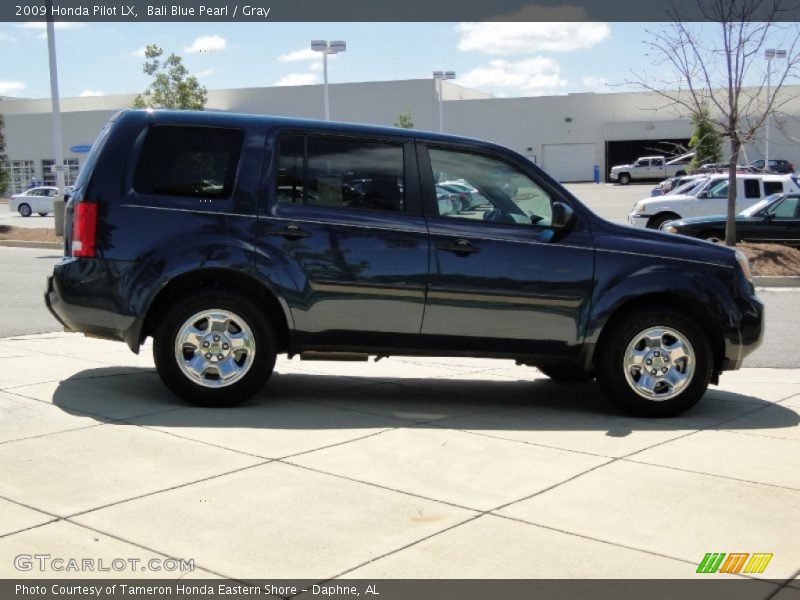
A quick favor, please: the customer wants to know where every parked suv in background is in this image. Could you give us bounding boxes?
[46,110,763,417]
[628,173,800,229]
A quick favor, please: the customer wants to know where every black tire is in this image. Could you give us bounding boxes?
[647,212,680,230]
[594,307,712,417]
[538,364,594,383]
[699,230,723,243]
[18,203,32,217]
[618,173,631,185]
[153,290,276,407]
[675,170,687,177]
[37,212,48,217]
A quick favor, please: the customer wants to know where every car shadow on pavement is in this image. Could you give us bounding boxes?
[48,367,800,435]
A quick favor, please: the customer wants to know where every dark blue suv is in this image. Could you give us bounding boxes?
[46,110,763,417]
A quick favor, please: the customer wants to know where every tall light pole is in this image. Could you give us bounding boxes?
[433,71,456,133]
[46,0,66,235]
[764,48,786,169]
[311,40,346,121]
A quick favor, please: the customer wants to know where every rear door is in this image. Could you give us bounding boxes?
[259,131,429,350]
[417,142,595,358]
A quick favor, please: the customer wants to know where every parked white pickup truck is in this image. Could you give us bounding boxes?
[610,154,693,185]
[628,174,799,229]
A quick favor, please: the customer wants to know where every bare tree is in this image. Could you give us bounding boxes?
[630,0,800,245]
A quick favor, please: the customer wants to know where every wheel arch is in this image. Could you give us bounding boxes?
[139,268,292,353]
[647,211,682,229]
[591,292,726,377]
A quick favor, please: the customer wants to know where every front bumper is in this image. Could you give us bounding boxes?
[609,172,619,181]
[722,291,764,370]
[627,212,650,228]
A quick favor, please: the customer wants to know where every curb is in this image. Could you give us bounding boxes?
[0,240,62,250]
[752,276,800,288]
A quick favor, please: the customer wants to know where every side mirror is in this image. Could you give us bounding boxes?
[696,191,707,199]
[551,202,575,230]
[763,212,775,221]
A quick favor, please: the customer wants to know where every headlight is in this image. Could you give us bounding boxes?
[663,225,678,234]
[735,249,752,281]
[634,201,645,213]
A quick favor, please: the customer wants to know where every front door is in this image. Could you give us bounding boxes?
[418,143,596,359]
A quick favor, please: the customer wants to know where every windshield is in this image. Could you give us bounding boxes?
[669,178,707,196]
[740,194,783,216]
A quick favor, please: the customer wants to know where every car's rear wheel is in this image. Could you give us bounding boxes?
[538,364,594,383]
[618,173,631,185]
[37,212,48,217]
[594,308,711,417]
[153,290,276,407]
[18,203,32,217]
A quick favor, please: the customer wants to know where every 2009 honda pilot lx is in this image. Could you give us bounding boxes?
[46,110,763,417]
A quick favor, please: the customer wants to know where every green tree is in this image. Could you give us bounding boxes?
[394,109,414,129]
[688,105,722,170]
[133,44,207,110]
[0,112,8,196]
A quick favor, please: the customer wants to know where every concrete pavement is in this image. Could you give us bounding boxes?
[0,332,798,591]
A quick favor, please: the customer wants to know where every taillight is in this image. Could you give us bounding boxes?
[72,202,97,258]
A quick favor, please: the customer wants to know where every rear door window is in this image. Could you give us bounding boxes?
[277,135,405,213]
[133,126,243,199]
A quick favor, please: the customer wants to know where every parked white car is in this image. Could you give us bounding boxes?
[628,174,799,229]
[8,186,59,217]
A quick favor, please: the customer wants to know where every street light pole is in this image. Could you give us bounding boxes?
[764,48,786,169]
[432,71,456,133]
[46,0,66,235]
[311,40,346,121]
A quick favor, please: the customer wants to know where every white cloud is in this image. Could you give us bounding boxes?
[0,80,26,95]
[78,89,104,97]
[278,48,318,62]
[582,76,608,90]
[458,57,567,96]
[184,34,227,54]
[131,46,147,58]
[274,73,319,86]
[457,22,610,55]
[196,68,215,77]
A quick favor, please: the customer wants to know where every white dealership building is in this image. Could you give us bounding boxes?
[2,78,800,194]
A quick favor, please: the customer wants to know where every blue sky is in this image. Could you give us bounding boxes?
[0,21,759,99]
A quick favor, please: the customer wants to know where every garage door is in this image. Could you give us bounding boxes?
[542,143,596,182]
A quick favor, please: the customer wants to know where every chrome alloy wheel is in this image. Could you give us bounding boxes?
[623,327,695,401]
[174,310,256,388]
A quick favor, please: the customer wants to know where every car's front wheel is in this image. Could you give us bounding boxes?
[18,203,32,217]
[618,173,631,185]
[153,290,276,407]
[594,308,711,417]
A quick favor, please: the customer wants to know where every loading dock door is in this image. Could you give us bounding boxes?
[542,143,596,182]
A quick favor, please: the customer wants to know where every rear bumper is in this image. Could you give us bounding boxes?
[45,258,141,352]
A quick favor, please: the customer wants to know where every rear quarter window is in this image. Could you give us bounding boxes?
[133,126,243,199]
[763,180,784,196]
